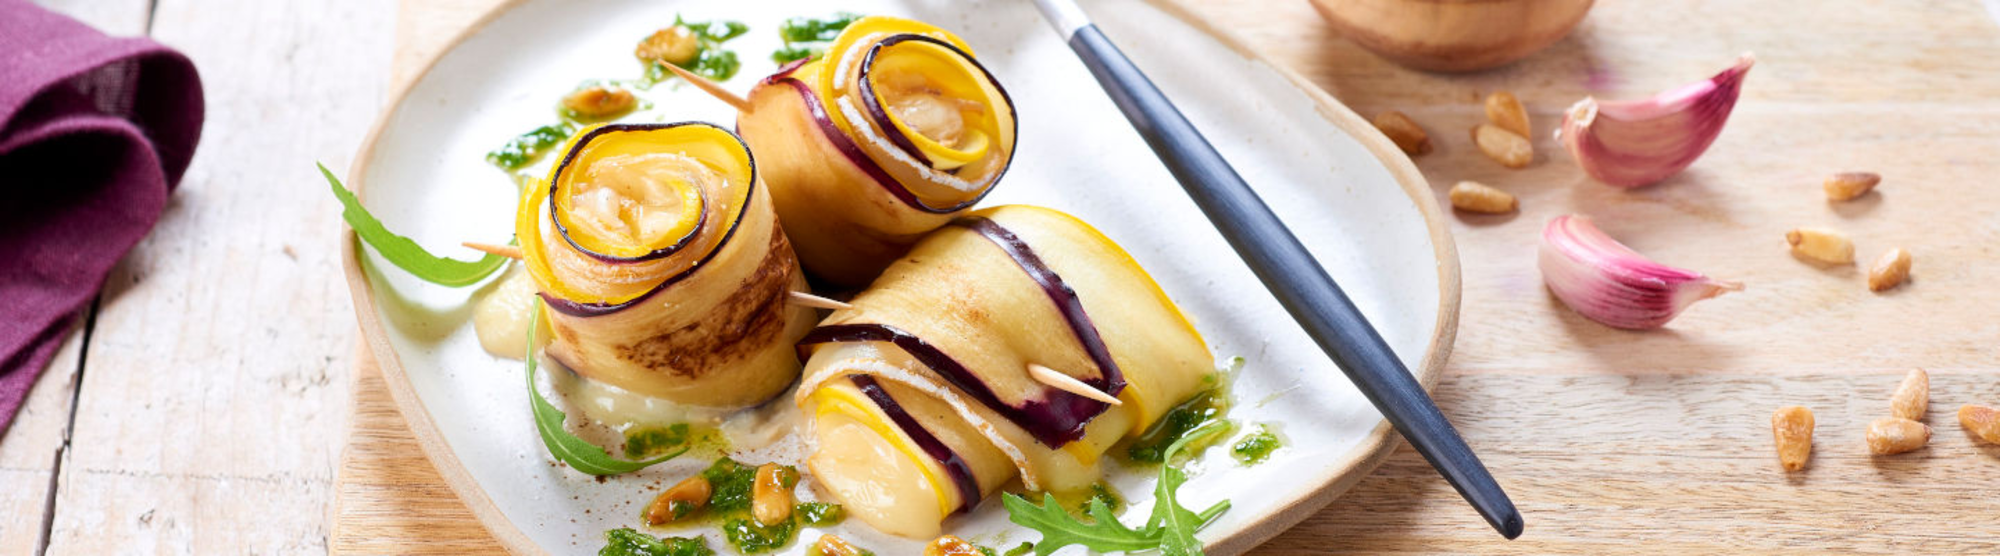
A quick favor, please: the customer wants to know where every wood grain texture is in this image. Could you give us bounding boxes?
[2,4,158,555]
[16,0,396,554]
[334,0,2000,554]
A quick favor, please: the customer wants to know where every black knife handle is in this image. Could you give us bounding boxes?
[1066,24,1522,539]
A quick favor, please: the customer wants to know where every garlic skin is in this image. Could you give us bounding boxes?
[1559,54,1754,188]
[1539,215,1742,329]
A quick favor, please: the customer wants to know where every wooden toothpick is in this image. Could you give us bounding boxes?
[657,62,753,112]
[1027,363,1122,405]
[787,291,853,310]
[463,241,522,260]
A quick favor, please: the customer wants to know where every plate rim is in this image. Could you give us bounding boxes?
[337,1,1461,553]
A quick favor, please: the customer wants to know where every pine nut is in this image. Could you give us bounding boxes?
[811,534,868,556]
[752,463,795,526]
[1371,111,1432,156]
[1961,405,2000,445]
[1472,123,1533,169]
[1484,91,1531,138]
[1784,227,1854,264]
[1865,417,1930,455]
[925,535,982,556]
[1889,368,1928,421]
[1448,181,1518,213]
[1771,406,1814,471]
[644,475,711,525]
[1867,247,1912,291]
[562,86,636,119]
[1823,172,1881,201]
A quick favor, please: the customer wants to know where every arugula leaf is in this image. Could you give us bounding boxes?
[526,298,686,475]
[1152,420,1234,556]
[1003,493,1158,555]
[320,163,506,287]
[1005,419,1236,556]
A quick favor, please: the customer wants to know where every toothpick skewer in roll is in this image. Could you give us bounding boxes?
[786,291,853,310]
[462,241,522,260]
[1027,363,1121,405]
[658,62,752,112]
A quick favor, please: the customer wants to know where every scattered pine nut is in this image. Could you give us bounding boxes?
[562,86,636,119]
[636,26,701,66]
[1471,123,1533,169]
[1484,91,1531,138]
[1771,406,1814,471]
[644,475,711,525]
[924,535,983,556]
[1889,368,1929,421]
[1961,405,2000,445]
[1784,227,1855,264]
[1865,417,1931,455]
[751,463,795,526]
[1448,181,1518,214]
[1823,172,1881,201]
[1868,247,1912,291]
[1371,111,1432,156]
[812,534,869,556]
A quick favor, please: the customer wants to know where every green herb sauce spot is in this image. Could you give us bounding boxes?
[486,123,575,170]
[599,527,712,556]
[795,502,844,526]
[1231,424,1283,465]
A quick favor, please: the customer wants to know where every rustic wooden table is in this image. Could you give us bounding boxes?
[5,0,1999,554]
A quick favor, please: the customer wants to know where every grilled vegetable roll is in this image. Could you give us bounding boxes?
[740,16,1017,287]
[517,122,817,408]
[794,205,1211,537]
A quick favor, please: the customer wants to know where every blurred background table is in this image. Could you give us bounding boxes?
[4,0,1999,554]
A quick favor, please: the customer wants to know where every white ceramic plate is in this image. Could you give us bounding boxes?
[343,0,1459,554]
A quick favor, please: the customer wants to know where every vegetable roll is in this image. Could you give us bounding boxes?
[517,122,817,408]
[740,16,1017,287]
[794,205,1212,538]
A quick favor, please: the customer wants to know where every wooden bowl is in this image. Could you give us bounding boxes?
[1308,0,1593,72]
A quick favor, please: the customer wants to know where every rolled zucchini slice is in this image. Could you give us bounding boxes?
[517,122,817,408]
[740,16,1017,287]
[795,205,1211,537]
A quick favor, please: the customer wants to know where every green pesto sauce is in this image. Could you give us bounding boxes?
[642,16,749,85]
[795,502,844,526]
[722,518,796,554]
[599,528,713,556]
[1125,388,1230,464]
[654,457,820,554]
[1001,542,1035,556]
[772,13,862,64]
[623,423,726,460]
[1123,358,1243,464]
[1231,425,1283,465]
[485,123,575,170]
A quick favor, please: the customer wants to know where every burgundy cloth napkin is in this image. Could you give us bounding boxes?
[0,0,203,435]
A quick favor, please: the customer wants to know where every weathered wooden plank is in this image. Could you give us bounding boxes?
[36,0,397,553]
[2,2,155,553]
[29,0,152,35]
[0,320,84,556]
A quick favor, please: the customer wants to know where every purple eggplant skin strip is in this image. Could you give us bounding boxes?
[799,322,1107,448]
[848,375,982,515]
[948,216,1127,400]
[795,217,1128,447]
[762,33,1018,215]
[534,122,758,317]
